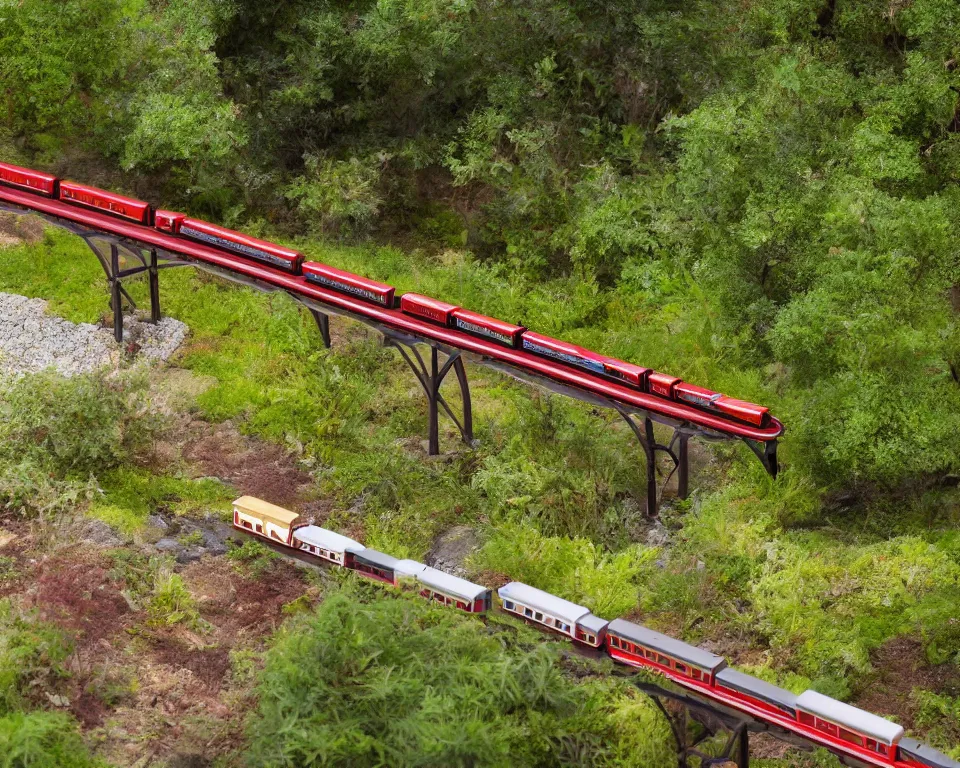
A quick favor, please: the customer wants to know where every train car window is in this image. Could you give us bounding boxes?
[584,634,594,644]
[609,636,619,648]
[657,654,670,666]
[256,524,263,533]
[503,600,514,610]
[839,730,863,747]
[840,728,863,747]
[691,669,702,681]
[676,663,688,675]
[645,649,655,660]
[524,607,533,618]
[534,612,543,621]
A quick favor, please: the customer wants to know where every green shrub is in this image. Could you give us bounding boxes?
[245,589,673,767]
[0,600,72,715]
[147,568,201,629]
[285,155,383,236]
[471,522,655,619]
[225,539,279,578]
[0,711,103,768]
[0,369,163,479]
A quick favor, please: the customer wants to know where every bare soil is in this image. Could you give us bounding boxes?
[855,635,960,727]
[4,528,314,766]
[0,211,45,247]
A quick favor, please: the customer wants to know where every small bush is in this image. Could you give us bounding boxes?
[285,155,383,236]
[0,369,163,480]
[147,568,201,629]
[245,589,673,767]
[0,600,72,715]
[225,539,279,578]
[0,711,103,768]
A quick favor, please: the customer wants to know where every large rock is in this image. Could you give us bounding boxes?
[426,525,481,577]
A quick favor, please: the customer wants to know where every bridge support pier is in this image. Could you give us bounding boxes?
[310,309,332,348]
[636,681,751,768]
[615,409,682,517]
[148,248,161,324]
[677,433,690,500]
[385,337,473,455]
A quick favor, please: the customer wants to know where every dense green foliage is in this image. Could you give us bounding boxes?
[0,368,160,517]
[0,711,104,768]
[246,589,673,767]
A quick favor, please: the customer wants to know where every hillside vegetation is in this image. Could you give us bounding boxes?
[0,0,959,766]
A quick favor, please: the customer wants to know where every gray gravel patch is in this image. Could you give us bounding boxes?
[0,291,187,377]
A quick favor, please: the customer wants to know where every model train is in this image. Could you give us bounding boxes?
[0,160,770,429]
[232,495,957,768]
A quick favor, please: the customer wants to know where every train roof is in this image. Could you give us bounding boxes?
[498,582,592,627]
[577,613,610,633]
[715,668,798,712]
[607,619,727,673]
[418,567,490,602]
[898,737,960,768]
[348,547,401,570]
[232,496,300,527]
[293,525,364,554]
[395,559,428,577]
[795,691,904,746]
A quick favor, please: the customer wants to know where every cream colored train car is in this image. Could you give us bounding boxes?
[232,495,303,545]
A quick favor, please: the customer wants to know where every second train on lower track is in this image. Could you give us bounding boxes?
[0,160,770,429]
[232,495,956,768]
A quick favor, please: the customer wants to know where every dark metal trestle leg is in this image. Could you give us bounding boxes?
[738,725,749,768]
[149,248,160,324]
[677,433,690,499]
[385,338,474,455]
[311,310,331,348]
[110,243,123,343]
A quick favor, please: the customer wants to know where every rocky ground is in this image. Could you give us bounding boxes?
[0,291,187,377]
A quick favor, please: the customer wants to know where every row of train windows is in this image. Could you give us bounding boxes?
[357,564,390,579]
[798,714,886,754]
[422,590,469,610]
[235,516,261,534]
[608,636,703,680]
[501,601,571,632]
[301,544,341,562]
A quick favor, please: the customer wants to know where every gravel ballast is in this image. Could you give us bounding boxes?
[0,291,188,377]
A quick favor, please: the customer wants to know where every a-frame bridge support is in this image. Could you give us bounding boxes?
[633,680,752,768]
[383,334,474,456]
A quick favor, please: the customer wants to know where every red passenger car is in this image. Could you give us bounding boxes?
[59,181,152,224]
[0,162,57,197]
[602,359,650,387]
[450,308,525,347]
[178,219,304,273]
[154,210,186,233]
[400,293,459,324]
[648,372,681,399]
[301,262,396,307]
